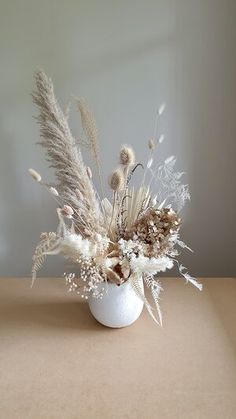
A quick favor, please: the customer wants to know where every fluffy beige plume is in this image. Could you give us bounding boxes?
[77,98,98,156]
[32,71,104,236]
[76,98,104,196]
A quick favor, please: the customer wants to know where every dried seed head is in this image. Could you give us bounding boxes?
[148,139,156,150]
[62,205,74,218]
[28,168,42,182]
[86,166,92,179]
[119,145,135,166]
[108,169,124,191]
[40,232,48,239]
[49,187,59,196]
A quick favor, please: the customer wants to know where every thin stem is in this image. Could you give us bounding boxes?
[108,191,116,235]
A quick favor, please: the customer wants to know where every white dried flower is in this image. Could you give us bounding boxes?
[62,205,74,218]
[109,168,124,191]
[28,168,42,182]
[158,134,165,144]
[118,238,143,256]
[119,145,135,166]
[61,234,94,258]
[130,254,173,275]
[61,233,108,259]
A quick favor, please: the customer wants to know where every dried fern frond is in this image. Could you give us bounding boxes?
[31,232,59,285]
[32,71,104,236]
[150,156,190,212]
[177,263,202,290]
[143,276,163,326]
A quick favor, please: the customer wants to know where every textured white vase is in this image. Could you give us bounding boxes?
[88,277,144,328]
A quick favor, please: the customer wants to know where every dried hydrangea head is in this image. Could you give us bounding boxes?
[119,145,135,166]
[109,168,124,191]
[124,207,181,257]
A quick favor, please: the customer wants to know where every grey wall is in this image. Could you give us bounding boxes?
[0,0,235,278]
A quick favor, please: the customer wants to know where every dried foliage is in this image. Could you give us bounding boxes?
[32,71,103,236]
[76,98,104,195]
[29,71,202,326]
[125,207,181,257]
[150,156,190,212]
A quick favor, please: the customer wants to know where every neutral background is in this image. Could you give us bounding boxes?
[0,0,235,277]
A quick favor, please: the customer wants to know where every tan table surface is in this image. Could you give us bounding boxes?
[0,277,235,419]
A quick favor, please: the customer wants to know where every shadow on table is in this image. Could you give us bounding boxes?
[0,300,107,332]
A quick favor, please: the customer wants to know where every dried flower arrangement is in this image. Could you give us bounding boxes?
[29,71,202,326]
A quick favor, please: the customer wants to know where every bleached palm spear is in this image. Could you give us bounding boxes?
[32,71,103,236]
[125,186,150,229]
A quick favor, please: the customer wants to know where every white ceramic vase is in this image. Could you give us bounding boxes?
[88,276,144,328]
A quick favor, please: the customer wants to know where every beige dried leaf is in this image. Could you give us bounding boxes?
[105,267,122,284]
